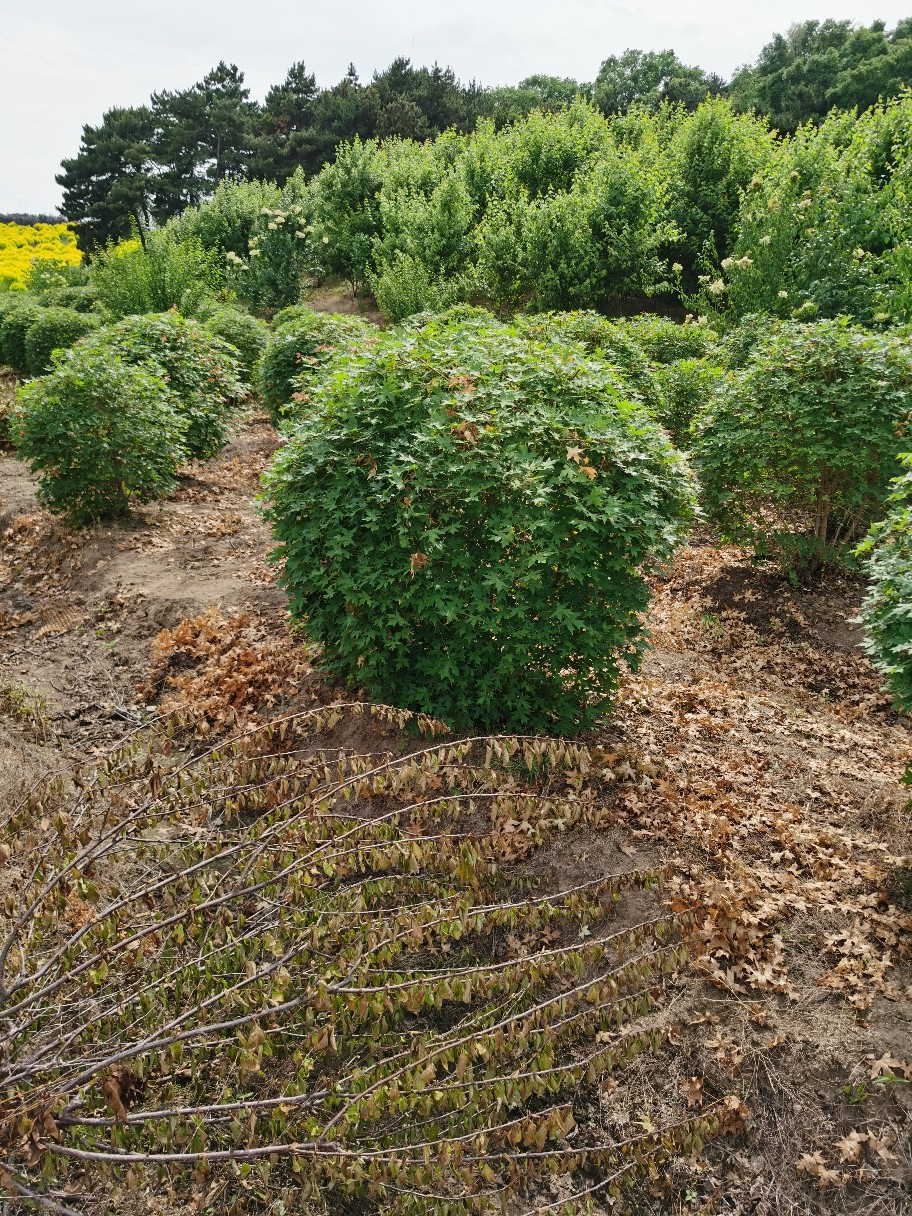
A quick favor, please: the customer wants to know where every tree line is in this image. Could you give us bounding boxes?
[58,18,912,251]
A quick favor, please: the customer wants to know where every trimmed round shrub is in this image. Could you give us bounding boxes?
[395,304,500,334]
[263,313,696,732]
[696,320,912,573]
[258,309,376,420]
[716,315,786,369]
[12,344,186,524]
[200,306,269,379]
[513,311,663,414]
[616,315,719,363]
[39,285,99,313]
[24,307,101,375]
[0,297,43,374]
[270,304,313,331]
[81,312,248,461]
[653,358,726,445]
[856,456,912,711]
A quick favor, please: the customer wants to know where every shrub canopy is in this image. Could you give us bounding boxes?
[24,306,101,375]
[12,344,186,523]
[90,229,223,319]
[258,308,377,420]
[0,297,43,373]
[696,319,912,572]
[857,455,912,711]
[200,305,269,378]
[263,312,696,732]
[80,312,247,460]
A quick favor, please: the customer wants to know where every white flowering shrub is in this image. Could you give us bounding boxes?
[228,200,316,309]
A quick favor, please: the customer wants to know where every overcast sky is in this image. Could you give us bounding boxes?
[2,1,910,213]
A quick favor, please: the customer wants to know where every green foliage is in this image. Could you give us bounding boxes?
[682,98,912,327]
[90,228,224,319]
[56,105,155,252]
[23,307,101,375]
[714,315,782,368]
[696,320,912,573]
[728,19,912,131]
[0,297,43,374]
[512,310,662,412]
[371,251,461,320]
[200,305,269,378]
[23,259,90,292]
[12,343,186,522]
[171,177,283,261]
[471,107,669,312]
[617,314,719,362]
[370,166,474,319]
[236,193,315,309]
[666,98,775,268]
[258,308,376,419]
[174,173,315,309]
[56,30,912,257]
[81,312,247,460]
[306,103,671,317]
[309,137,384,293]
[135,92,912,327]
[263,314,695,732]
[856,455,912,711]
[594,49,722,114]
[653,357,726,445]
[39,284,99,312]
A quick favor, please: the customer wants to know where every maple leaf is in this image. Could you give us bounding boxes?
[867,1133,898,1162]
[102,1074,130,1123]
[566,445,582,463]
[836,1130,867,1164]
[681,1075,703,1107]
[869,1051,909,1080]
[409,552,429,576]
[795,1152,843,1189]
[579,465,598,479]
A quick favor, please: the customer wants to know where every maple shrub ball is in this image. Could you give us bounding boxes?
[263,309,697,733]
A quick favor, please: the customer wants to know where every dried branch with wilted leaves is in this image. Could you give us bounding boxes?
[0,702,731,1215]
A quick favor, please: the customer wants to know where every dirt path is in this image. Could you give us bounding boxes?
[1,417,910,1214]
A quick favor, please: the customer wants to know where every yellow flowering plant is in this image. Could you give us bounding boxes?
[0,223,83,290]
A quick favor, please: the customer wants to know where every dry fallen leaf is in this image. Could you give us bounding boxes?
[836,1130,867,1164]
[795,1151,843,1190]
[869,1052,909,1080]
[681,1076,704,1108]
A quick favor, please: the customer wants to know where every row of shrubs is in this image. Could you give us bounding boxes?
[5,300,911,729]
[0,291,269,380]
[9,312,252,522]
[135,92,912,328]
[256,306,912,726]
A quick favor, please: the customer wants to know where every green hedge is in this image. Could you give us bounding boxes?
[201,306,269,379]
[39,285,99,313]
[0,298,43,373]
[696,319,912,573]
[79,312,248,461]
[857,456,912,711]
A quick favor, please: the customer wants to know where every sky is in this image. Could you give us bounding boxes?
[2,1,910,213]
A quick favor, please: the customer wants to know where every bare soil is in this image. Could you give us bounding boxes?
[0,416,909,1215]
